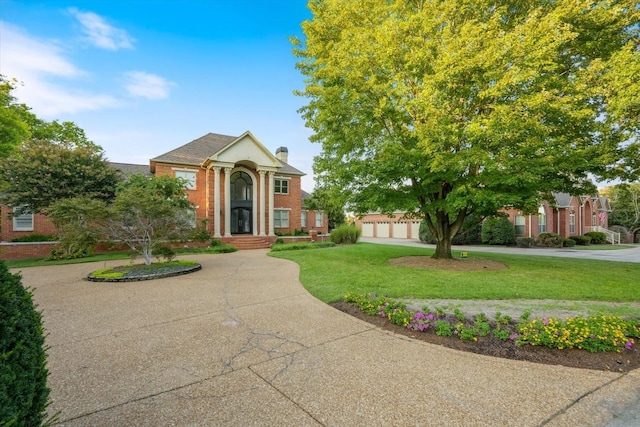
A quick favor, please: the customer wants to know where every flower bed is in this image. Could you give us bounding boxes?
[344,293,640,353]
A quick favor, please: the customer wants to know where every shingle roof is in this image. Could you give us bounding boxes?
[553,192,572,208]
[151,132,305,176]
[110,162,152,176]
[151,133,237,166]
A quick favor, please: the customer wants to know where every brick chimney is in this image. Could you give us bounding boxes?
[275,146,288,163]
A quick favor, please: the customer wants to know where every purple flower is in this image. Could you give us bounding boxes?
[509,333,518,341]
[625,341,633,350]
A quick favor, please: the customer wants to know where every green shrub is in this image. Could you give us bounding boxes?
[153,244,176,262]
[0,261,51,426]
[585,231,607,244]
[48,247,89,261]
[271,241,336,251]
[515,237,535,248]
[562,238,576,247]
[10,234,58,243]
[188,226,211,243]
[571,235,592,245]
[481,216,515,245]
[330,224,361,244]
[536,232,563,248]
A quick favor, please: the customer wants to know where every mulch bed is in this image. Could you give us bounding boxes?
[332,301,640,373]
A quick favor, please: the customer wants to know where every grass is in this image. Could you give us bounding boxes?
[269,243,640,304]
[4,245,236,269]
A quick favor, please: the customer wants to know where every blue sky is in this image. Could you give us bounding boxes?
[0,1,320,190]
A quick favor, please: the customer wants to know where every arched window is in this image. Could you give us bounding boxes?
[538,206,546,233]
[569,211,575,234]
[231,171,253,201]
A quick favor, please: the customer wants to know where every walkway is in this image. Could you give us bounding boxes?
[17,250,640,426]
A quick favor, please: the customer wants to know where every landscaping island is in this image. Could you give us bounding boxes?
[87,261,202,282]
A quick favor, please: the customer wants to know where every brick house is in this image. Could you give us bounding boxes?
[1,131,328,248]
[356,192,620,244]
[149,131,328,241]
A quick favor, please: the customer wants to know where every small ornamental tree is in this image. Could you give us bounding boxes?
[0,261,51,426]
[101,175,195,265]
[46,197,106,258]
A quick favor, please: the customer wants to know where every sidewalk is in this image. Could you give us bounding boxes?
[18,250,640,426]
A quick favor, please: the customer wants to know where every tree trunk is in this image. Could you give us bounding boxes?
[433,234,454,259]
[427,208,464,260]
[142,248,153,266]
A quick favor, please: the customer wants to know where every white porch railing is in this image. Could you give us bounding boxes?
[585,226,621,245]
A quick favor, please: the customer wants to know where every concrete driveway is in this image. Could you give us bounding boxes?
[18,250,640,426]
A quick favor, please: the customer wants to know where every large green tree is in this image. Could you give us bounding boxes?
[304,186,346,230]
[0,123,121,213]
[293,0,640,258]
[0,76,33,158]
[606,182,640,239]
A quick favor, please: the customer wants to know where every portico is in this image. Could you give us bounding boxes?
[202,132,282,238]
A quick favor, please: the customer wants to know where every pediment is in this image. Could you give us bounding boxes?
[205,131,282,170]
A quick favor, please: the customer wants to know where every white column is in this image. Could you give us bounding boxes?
[258,170,266,236]
[213,166,221,238]
[268,171,275,236]
[252,177,258,235]
[224,167,233,237]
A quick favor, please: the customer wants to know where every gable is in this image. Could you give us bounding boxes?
[205,131,282,170]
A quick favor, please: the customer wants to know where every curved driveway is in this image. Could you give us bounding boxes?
[20,250,640,426]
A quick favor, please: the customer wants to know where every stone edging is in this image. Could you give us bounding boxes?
[87,264,202,282]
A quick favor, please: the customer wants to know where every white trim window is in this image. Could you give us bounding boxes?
[301,210,307,228]
[13,207,34,231]
[174,169,197,190]
[514,215,525,236]
[538,210,547,234]
[274,209,289,228]
[315,210,323,228]
[569,211,576,234]
[274,178,289,194]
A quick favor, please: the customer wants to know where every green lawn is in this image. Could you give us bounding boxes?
[269,243,640,303]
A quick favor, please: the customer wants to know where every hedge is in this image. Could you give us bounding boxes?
[0,261,51,426]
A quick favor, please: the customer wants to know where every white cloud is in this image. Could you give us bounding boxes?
[0,22,82,78]
[0,21,118,117]
[124,71,175,99]
[68,7,135,51]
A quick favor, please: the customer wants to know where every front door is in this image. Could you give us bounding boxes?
[231,207,252,234]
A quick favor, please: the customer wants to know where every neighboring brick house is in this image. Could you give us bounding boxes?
[1,131,328,244]
[0,163,150,242]
[356,192,620,244]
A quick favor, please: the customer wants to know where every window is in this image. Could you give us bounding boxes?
[231,171,253,201]
[538,211,546,234]
[315,210,323,228]
[274,178,289,194]
[13,207,34,231]
[274,210,289,228]
[569,211,575,234]
[301,210,307,228]
[514,215,525,236]
[175,170,196,190]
